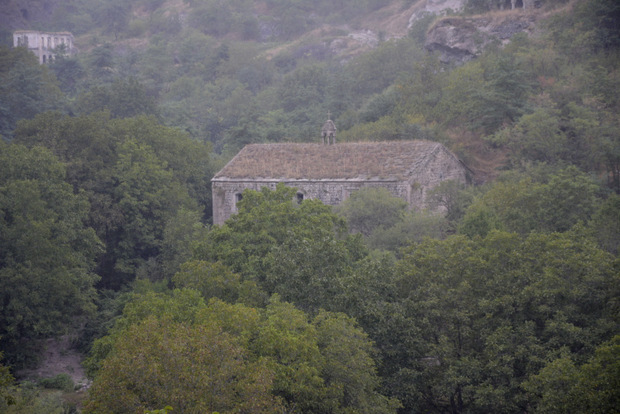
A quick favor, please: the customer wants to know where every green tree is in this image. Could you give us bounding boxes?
[436,50,532,133]
[197,184,369,312]
[189,0,234,37]
[499,107,568,164]
[427,180,474,228]
[459,167,601,236]
[0,143,101,367]
[263,224,360,312]
[253,297,398,413]
[470,53,533,133]
[93,0,131,40]
[76,77,158,119]
[335,187,407,237]
[0,46,64,138]
[536,166,600,232]
[107,137,199,285]
[86,291,397,414]
[87,43,115,83]
[0,350,16,410]
[173,260,264,305]
[434,59,486,128]
[367,210,450,253]
[389,229,617,413]
[590,194,620,254]
[313,310,401,413]
[48,55,85,94]
[347,38,423,98]
[525,335,620,413]
[196,184,349,280]
[14,114,213,289]
[85,316,280,414]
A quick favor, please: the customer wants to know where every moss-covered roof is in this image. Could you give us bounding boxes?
[213,141,448,181]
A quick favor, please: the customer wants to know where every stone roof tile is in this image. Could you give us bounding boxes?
[213,141,447,181]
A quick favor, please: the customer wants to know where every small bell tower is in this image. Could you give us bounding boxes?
[321,111,336,145]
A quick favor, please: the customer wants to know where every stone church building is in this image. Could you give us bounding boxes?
[212,119,468,225]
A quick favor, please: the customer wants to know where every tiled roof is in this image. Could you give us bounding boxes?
[213,141,447,181]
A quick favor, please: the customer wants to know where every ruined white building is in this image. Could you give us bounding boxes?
[212,119,468,225]
[13,30,76,64]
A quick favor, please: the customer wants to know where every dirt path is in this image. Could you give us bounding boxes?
[17,335,89,388]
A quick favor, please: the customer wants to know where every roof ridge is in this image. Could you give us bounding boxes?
[214,140,446,180]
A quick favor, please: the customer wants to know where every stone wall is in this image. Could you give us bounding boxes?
[13,30,75,64]
[211,141,469,225]
[213,179,423,225]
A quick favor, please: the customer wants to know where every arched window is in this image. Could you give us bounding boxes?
[296,192,304,204]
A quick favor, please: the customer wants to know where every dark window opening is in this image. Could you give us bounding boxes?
[296,193,304,204]
[235,193,243,203]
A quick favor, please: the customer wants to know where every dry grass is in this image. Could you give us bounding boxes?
[214,141,446,180]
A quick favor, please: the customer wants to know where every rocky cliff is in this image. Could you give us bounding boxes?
[425,11,538,63]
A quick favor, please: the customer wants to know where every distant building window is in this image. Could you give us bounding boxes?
[296,193,304,204]
[235,193,243,203]
[42,55,46,63]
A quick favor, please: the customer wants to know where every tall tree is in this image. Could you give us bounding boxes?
[195,184,365,311]
[76,77,158,119]
[0,143,101,367]
[86,290,398,414]
[389,229,618,413]
[85,316,280,414]
[14,114,213,289]
[0,46,64,139]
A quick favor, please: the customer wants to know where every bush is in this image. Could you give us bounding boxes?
[127,19,147,38]
[39,374,74,392]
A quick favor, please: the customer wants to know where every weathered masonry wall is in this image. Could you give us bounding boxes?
[413,145,468,205]
[210,140,469,226]
[212,179,412,225]
[13,30,75,64]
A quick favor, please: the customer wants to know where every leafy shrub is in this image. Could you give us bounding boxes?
[39,374,74,392]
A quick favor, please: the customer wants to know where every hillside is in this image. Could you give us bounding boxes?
[2,0,618,181]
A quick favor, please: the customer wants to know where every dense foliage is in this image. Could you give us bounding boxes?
[13,113,213,289]
[84,186,618,414]
[0,0,618,412]
[83,290,398,413]
[0,143,100,367]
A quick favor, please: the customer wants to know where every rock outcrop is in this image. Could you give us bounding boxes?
[425,13,537,64]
